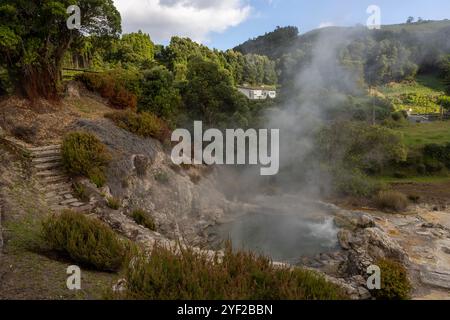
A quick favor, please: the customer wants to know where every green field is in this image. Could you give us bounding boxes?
[397,121,450,148]
[379,74,447,114]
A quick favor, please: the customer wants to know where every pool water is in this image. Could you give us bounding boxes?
[211,211,339,264]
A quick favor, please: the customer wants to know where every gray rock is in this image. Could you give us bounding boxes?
[420,267,450,289]
[338,230,352,250]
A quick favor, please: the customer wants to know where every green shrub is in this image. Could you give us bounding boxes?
[41,211,126,272]
[62,132,111,187]
[332,168,383,197]
[132,209,156,231]
[375,190,409,212]
[423,143,450,169]
[105,110,170,142]
[106,197,121,210]
[118,244,347,300]
[371,259,412,300]
[438,96,450,110]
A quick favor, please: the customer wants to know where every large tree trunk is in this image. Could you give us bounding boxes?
[18,36,72,101]
[19,62,61,101]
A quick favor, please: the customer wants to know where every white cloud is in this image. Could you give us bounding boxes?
[113,0,251,43]
[318,22,334,29]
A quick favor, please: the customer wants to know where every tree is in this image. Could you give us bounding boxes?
[182,56,250,127]
[138,65,181,127]
[0,0,121,100]
[111,31,154,67]
[406,16,414,24]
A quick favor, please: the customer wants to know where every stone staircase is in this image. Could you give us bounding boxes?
[29,144,92,212]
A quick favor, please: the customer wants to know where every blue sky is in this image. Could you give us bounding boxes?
[115,0,450,50]
[208,0,450,50]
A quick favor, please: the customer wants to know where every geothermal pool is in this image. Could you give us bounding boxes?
[210,209,339,264]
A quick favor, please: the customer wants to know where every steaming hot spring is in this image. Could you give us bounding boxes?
[208,195,339,264]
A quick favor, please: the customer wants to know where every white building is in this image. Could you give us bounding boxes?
[237,86,277,100]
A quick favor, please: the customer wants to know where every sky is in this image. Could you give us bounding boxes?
[113,0,450,50]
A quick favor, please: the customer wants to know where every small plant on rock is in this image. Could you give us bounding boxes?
[371,258,412,300]
[132,209,156,231]
[106,197,121,210]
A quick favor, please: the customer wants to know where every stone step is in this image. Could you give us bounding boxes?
[45,191,73,200]
[34,162,62,171]
[28,145,61,152]
[32,149,61,158]
[42,175,69,184]
[32,155,62,164]
[69,201,87,208]
[60,198,78,206]
[72,204,93,213]
[43,182,72,192]
[36,169,65,178]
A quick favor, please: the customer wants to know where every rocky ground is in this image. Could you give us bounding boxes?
[298,204,450,300]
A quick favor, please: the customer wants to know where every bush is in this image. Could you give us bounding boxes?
[132,209,156,231]
[106,197,121,210]
[62,132,111,187]
[77,70,138,110]
[105,110,170,142]
[438,96,450,110]
[371,259,412,300]
[375,190,409,212]
[118,244,347,300]
[423,143,450,169]
[332,168,383,197]
[41,211,126,272]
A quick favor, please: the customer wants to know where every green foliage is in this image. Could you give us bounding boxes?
[371,259,412,300]
[331,168,383,197]
[77,69,138,110]
[182,56,251,127]
[62,132,111,187]
[42,210,126,272]
[0,0,121,99]
[106,197,121,210]
[110,31,154,66]
[365,39,418,86]
[138,65,182,126]
[423,143,450,169]
[105,110,170,142]
[132,209,156,231]
[234,26,300,60]
[375,190,409,212]
[318,121,407,175]
[438,96,450,109]
[118,243,347,300]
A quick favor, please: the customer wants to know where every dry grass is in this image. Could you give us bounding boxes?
[375,190,409,212]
